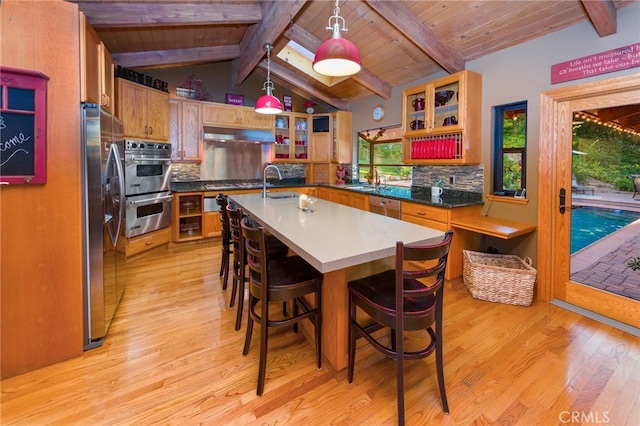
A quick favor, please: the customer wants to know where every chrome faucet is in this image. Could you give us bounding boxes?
[262,164,283,198]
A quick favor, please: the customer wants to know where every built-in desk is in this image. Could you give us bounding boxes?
[450,216,537,239]
[448,215,537,279]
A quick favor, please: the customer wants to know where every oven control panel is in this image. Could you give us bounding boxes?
[125,140,171,157]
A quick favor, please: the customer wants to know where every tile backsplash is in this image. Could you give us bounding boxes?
[412,164,484,193]
[172,161,483,194]
[171,162,200,181]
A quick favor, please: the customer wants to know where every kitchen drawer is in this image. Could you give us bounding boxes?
[402,214,449,231]
[126,227,170,257]
[401,201,449,225]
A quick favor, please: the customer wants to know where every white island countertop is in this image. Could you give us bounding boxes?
[229,193,445,273]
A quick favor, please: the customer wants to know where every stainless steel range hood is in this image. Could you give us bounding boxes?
[203,126,275,144]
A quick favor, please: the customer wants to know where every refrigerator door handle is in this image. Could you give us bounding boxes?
[104,143,125,247]
[113,144,126,247]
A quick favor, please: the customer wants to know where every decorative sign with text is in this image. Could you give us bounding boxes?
[0,66,49,185]
[283,95,292,112]
[551,43,640,84]
[226,93,244,106]
[115,65,169,93]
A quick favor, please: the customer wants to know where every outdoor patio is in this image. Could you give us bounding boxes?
[571,189,640,301]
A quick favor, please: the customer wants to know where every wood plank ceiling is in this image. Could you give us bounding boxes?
[71,0,634,111]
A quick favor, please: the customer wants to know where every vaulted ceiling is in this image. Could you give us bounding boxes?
[70,0,634,111]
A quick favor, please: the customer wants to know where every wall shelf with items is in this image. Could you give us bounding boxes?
[402,70,481,165]
[408,133,463,161]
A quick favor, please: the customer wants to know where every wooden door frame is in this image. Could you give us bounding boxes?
[537,74,640,320]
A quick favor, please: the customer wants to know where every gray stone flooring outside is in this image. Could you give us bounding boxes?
[570,189,640,301]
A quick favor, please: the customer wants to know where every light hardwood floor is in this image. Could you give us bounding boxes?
[2,241,639,425]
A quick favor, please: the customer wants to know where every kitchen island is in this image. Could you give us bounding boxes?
[229,193,444,371]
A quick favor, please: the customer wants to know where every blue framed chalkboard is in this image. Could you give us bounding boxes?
[1,66,49,184]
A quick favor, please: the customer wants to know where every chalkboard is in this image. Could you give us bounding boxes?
[0,66,49,185]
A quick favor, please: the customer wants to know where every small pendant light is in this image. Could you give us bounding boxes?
[255,43,283,114]
[313,0,361,77]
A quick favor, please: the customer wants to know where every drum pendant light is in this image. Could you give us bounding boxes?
[313,0,361,77]
[255,43,283,114]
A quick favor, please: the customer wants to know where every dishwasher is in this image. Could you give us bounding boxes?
[369,195,401,219]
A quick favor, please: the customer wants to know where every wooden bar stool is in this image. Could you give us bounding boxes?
[347,231,454,426]
[227,203,288,331]
[240,215,323,396]
[215,193,232,290]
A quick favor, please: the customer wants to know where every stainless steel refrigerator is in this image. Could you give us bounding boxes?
[81,103,126,350]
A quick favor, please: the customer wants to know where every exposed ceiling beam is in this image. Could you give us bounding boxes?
[365,0,465,74]
[262,60,350,111]
[231,0,307,87]
[581,0,617,37]
[73,2,262,27]
[284,24,392,100]
[112,45,241,69]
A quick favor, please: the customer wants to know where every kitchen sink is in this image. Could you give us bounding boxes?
[266,192,299,199]
[348,186,376,192]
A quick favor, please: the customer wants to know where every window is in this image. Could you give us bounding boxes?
[357,126,411,186]
[493,101,527,196]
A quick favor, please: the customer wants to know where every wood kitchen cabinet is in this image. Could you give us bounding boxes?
[170,99,202,161]
[316,187,368,211]
[273,113,310,162]
[331,111,352,164]
[172,192,203,242]
[203,212,221,238]
[116,78,170,141]
[308,111,352,183]
[201,102,272,130]
[401,201,481,280]
[402,70,481,165]
[80,13,114,113]
[310,112,352,164]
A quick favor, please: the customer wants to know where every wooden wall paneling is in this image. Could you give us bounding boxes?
[0,0,84,378]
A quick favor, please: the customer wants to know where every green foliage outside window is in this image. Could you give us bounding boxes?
[358,133,411,184]
[572,121,640,191]
[493,102,527,194]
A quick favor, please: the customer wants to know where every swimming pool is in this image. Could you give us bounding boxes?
[571,206,640,253]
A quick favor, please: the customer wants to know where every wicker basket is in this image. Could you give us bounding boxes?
[462,250,537,306]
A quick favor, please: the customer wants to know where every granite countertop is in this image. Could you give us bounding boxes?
[329,184,483,209]
[171,180,483,209]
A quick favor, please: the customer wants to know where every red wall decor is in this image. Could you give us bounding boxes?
[551,43,640,84]
[0,66,49,185]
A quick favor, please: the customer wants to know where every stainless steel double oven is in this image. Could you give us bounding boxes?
[124,140,172,238]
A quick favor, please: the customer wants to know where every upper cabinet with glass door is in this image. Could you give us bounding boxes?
[273,112,310,162]
[402,70,482,164]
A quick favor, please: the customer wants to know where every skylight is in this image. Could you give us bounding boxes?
[276,40,349,87]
